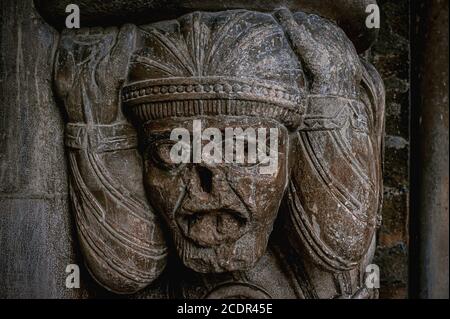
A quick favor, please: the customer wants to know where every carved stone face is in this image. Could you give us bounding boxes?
[143,115,289,273]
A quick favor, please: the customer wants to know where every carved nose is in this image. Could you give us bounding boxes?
[196,166,213,194]
[181,165,248,216]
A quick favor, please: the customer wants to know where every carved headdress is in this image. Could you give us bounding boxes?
[122,10,307,129]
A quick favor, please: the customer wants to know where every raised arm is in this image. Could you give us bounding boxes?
[275,8,384,290]
[53,24,168,294]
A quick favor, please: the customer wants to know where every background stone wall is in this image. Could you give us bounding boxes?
[0,0,79,298]
[0,0,410,298]
[369,0,410,299]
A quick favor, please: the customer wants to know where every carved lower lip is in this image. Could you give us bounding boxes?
[176,209,249,247]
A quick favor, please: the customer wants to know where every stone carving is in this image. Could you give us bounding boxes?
[54,25,168,293]
[53,5,385,298]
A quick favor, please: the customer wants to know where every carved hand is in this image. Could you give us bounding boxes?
[274,8,362,98]
[54,25,137,123]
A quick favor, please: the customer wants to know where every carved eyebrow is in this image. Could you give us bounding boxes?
[147,131,172,143]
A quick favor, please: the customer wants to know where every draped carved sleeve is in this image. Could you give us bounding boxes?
[53,25,168,293]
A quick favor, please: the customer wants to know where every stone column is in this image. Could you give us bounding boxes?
[411,0,449,299]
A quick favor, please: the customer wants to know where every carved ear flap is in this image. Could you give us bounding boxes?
[275,8,384,272]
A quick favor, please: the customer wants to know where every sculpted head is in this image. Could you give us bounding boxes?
[141,116,291,272]
[123,10,306,272]
[123,9,381,276]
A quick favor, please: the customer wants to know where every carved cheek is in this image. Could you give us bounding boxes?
[143,162,185,220]
[256,152,288,222]
[232,148,288,224]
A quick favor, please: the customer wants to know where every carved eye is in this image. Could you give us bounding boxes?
[148,140,182,170]
[259,135,275,155]
[224,136,261,168]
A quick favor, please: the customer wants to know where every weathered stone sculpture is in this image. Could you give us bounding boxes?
[50,2,385,298]
[54,25,168,293]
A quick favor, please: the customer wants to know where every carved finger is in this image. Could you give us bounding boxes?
[56,26,136,122]
[109,24,137,77]
[54,41,75,101]
[80,25,135,77]
[274,8,331,81]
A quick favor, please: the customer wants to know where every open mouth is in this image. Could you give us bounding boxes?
[176,209,249,247]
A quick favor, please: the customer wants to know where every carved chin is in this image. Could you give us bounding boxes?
[172,228,269,273]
